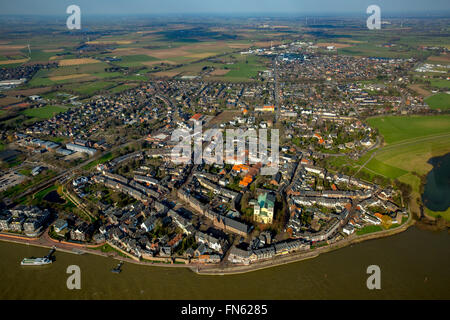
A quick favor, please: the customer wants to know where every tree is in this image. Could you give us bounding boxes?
[381,215,392,229]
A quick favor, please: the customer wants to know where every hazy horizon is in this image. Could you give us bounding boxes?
[0,0,449,16]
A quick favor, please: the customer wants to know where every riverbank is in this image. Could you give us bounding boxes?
[196,213,414,275]
[2,225,448,300]
[0,212,414,275]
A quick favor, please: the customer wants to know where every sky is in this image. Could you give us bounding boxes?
[0,0,449,16]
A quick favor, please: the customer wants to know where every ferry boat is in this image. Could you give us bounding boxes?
[20,257,52,266]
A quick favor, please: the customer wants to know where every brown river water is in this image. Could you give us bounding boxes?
[0,226,448,299]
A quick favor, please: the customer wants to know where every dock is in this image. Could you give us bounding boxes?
[44,246,56,260]
[111,261,124,274]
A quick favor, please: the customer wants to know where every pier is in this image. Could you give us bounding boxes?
[111,261,124,274]
[44,246,56,260]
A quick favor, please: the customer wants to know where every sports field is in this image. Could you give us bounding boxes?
[22,105,68,119]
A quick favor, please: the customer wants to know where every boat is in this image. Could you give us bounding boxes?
[21,257,52,266]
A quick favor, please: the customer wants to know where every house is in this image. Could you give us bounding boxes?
[195,231,223,253]
[168,233,183,248]
[343,224,355,235]
[185,247,195,258]
[194,243,207,257]
[198,254,221,264]
[93,233,106,243]
[31,166,44,176]
[227,246,251,264]
[160,246,172,257]
[0,213,12,230]
[54,219,68,233]
[141,216,157,232]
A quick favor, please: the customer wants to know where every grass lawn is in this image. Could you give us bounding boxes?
[34,185,57,201]
[429,79,450,89]
[424,207,450,221]
[18,168,32,176]
[83,152,113,170]
[93,243,130,258]
[22,105,68,119]
[375,138,450,176]
[356,225,383,235]
[363,158,408,179]
[425,93,450,110]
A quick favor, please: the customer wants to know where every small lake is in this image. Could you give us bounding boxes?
[43,190,65,204]
[422,153,450,212]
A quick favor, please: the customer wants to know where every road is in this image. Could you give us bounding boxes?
[273,57,280,124]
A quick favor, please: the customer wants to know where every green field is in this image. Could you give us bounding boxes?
[363,157,408,179]
[83,152,113,170]
[111,54,159,68]
[367,115,450,144]
[109,83,138,94]
[69,81,115,96]
[356,225,383,235]
[365,115,450,220]
[22,105,68,119]
[223,55,266,81]
[326,115,450,220]
[338,42,429,59]
[34,185,57,201]
[429,79,450,89]
[425,93,450,110]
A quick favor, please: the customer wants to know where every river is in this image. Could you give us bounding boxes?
[0,226,448,299]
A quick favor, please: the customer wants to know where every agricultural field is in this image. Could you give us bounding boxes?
[337,42,429,59]
[150,53,269,81]
[109,54,160,68]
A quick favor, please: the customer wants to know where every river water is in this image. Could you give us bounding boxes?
[0,226,448,299]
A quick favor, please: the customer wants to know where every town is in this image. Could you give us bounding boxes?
[1,17,448,271]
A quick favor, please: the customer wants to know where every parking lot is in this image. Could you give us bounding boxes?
[0,171,26,192]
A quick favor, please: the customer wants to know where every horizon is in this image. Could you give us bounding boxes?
[0,0,449,16]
